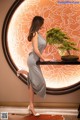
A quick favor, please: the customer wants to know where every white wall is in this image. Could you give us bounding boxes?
[0,0,80,107]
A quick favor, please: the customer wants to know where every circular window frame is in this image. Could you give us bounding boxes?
[2,0,80,95]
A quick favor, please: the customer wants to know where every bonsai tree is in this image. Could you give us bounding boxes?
[46,28,79,61]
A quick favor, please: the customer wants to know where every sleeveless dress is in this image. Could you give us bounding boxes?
[27,33,46,98]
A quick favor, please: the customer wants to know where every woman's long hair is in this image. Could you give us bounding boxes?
[28,16,44,41]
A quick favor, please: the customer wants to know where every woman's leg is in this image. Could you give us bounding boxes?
[29,84,34,107]
[17,69,28,76]
[28,84,37,115]
[17,69,39,115]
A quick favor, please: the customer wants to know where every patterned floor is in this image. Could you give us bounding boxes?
[0,107,79,120]
[8,114,79,120]
[8,114,64,120]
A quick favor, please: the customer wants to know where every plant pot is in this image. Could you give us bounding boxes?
[61,55,79,62]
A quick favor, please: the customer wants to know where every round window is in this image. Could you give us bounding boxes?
[2,0,80,95]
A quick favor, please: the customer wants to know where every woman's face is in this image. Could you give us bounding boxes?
[39,24,44,32]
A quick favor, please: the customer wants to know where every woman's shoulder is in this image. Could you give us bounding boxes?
[32,32,38,42]
[33,32,38,38]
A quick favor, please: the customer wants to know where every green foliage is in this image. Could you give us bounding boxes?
[46,28,78,55]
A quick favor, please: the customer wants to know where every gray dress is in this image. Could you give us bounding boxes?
[27,33,46,98]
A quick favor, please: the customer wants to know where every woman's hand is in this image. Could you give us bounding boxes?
[40,58,57,62]
[40,58,51,62]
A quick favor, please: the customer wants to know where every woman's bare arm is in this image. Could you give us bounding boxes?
[32,33,45,61]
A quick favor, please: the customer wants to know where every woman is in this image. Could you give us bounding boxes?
[17,16,50,116]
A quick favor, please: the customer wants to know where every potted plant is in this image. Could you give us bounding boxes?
[46,28,79,62]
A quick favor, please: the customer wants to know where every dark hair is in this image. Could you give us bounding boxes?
[28,16,44,41]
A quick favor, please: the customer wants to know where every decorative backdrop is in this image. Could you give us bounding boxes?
[7,0,80,88]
